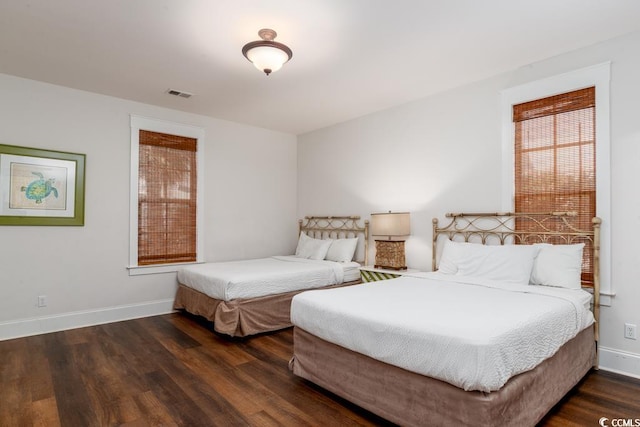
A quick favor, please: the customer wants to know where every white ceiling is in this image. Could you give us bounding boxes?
[2,1,640,135]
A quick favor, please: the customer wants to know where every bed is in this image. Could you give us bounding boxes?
[289,212,601,426]
[173,216,369,337]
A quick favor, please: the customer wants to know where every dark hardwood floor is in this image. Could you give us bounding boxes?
[1,313,638,426]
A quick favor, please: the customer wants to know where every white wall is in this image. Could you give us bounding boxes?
[0,74,297,338]
[298,31,640,378]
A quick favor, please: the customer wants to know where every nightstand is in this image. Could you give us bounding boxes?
[359,266,420,282]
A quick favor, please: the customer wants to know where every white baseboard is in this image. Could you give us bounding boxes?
[598,346,640,379]
[0,299,175,341]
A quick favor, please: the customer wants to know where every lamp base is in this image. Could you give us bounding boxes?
[374,240,407,270]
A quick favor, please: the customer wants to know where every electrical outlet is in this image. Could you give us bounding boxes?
[624,323,637,340]
[37,295,47,308]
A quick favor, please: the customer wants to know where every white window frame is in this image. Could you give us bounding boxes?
[500,62,613,304]
[128,115,205,276]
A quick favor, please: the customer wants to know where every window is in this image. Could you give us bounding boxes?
[138,130,197,265]
[129,116,204,275]
[501,63,612,302]
[513,87,596,283]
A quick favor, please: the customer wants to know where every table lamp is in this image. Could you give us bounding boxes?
[371,212,410,270]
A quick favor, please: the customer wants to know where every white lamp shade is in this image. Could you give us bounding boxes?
[371,212,410,240]
[246,45,290,74]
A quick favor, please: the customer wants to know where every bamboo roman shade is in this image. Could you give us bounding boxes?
[138,130,197,265]
[513,87,596,283]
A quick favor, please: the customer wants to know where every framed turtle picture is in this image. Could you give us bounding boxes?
[0,144,85,226]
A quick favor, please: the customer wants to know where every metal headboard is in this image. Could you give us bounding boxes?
[432,211,601,345]
[299,216,369,265]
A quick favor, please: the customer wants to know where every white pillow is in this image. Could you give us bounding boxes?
[295,232,332,260]
[437,239,462,274]
[325,238,358,263]
[530,243,584,289]
[438,240,540,286]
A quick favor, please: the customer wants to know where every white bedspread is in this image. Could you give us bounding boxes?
[290,272,594,392]
[178,256,358,301]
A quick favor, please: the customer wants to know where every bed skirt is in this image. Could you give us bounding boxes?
[173,280,361,337]
[289,325,596,427]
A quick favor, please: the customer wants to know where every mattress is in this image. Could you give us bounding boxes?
[178,256,360,301]
[290,272,594,392]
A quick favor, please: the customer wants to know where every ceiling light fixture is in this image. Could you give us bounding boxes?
[242,29,292,76]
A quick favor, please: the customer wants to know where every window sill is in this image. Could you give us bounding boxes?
[584,287,615,307]
[598,290,615,307]
[127,261,203,276]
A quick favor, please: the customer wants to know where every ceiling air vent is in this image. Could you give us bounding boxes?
[166,89,193,98]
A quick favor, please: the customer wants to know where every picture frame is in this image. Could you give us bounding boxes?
[0,144,85,226]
